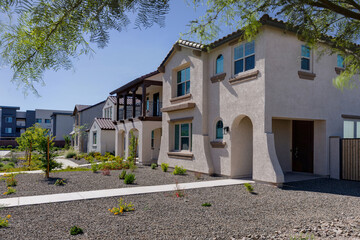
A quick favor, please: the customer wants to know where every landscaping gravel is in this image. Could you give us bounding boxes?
[0,178,360,239]
[0,165,226,198]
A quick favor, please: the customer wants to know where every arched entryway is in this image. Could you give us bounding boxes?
[231,116,253,178]
[117,130,125,157]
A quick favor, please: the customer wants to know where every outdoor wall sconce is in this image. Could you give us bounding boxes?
[223,126,230,135]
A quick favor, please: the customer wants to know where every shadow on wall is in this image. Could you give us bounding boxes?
[281,178,360,198]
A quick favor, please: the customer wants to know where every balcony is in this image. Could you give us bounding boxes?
[118,101,162,120]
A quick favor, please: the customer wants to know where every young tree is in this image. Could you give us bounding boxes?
[63,135,71,150]
[16,124,45,167]
[188,0,360,90]
[37,134,62,178]
[128,130,138,164]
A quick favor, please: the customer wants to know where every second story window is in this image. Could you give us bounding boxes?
[93,132,97,145]
[337,55,344,68]
[5,117,13,123]
[234,41,255,75]
[177,67,190,97]
[5,128,12,134]
[301,45,311,71]
[36,118,42,123]
[216,120,223,140]
[45,119,51,123]
[216,55,224,74]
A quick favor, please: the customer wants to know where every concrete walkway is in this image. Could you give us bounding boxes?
[54,156,80,168]
[0,179,253,208]
[0,151,10,158]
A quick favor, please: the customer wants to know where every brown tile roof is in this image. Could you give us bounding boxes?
[94,118,115,130]
[108,96,117,104]
[177,39,205,50]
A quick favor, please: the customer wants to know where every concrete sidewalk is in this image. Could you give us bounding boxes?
[0,179,253,208]
[0,151,11,158]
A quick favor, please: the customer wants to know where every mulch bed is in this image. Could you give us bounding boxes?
[0,165,226,198]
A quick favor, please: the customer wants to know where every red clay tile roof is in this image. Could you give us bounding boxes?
[94,118,115,130]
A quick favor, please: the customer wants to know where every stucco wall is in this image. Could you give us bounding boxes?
[54,114,73,140]
[88,121,115,155]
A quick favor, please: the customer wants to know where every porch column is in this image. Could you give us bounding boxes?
[142,83,147,117]
[123,94,128,120]
[132,88,137,118]
[116,95,120,121]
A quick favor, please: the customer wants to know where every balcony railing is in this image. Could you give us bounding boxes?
[118,101,162,120]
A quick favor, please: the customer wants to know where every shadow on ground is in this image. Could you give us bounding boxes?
[281,178,360,197]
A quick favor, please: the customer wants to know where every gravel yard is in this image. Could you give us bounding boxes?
[0,165,226,198]
[0,178,360,239]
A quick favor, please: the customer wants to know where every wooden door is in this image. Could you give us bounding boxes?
[292,120,314,173]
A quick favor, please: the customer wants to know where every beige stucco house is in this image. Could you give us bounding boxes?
[111,15,360,184]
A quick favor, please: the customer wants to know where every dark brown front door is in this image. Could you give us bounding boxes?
[292,120,314,173]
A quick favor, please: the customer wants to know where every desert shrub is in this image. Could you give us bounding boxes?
[244,183,254,193]
[0,215,11,228]
[3,187,16,195]
[5,174,17,187]
[119,170,127,179]
[172,165,186,175]
[124,173,135,184]
[3,163,15,171]
[88,152,101,158]
[6,162,15,168]
[151,163,157,169]
[174,180,185,198]
[161,163,168,172]
[202,203,212,207]
[0,163,4,168]
[91,163,99,173]
[194,172,202,180]
[102,169,110,176]
[65,150,77,159]
[54,178,67,186]
[84,155,94,162]
[129,161,137,172]
[70,226,83,235]
[6,145,12,149]
[108,198,134,215]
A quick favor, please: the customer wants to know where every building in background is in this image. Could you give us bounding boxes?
[50,111,73,141]
[0,106,35,139]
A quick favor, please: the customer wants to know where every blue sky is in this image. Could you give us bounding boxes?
[0,1,234,112]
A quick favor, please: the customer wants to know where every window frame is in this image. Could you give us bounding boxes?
[337,54,345,68]
[93,132,97,145]
[343,119,360,139]
[215,120,224,140]
[174,122,192,151]
[301,45,311,71]
[151,130,154,149]
[5,128,12,134]
[36,118,42,123]
[5,117,13,123]
[176,67,190,97]
[216,54,224,74]
[233,40,255,76]
[45,119,51,124]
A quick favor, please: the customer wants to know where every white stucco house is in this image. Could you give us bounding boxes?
[111,15,360,184]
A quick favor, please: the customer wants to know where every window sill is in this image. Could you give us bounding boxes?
[229,70,259,85]
[161,102,196,113]
[167,151,193,160]
[298,71,316,80]
[210,72,226,83]
[335,67,344,75]
[210,141,226,148]
[170,94,192,104]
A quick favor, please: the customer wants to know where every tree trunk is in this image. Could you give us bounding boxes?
[46,137,50,178]
[28,143,32,167]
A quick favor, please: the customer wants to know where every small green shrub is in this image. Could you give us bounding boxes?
[0,215,11,228]
[172,165,186,175]
[0,163,4,168]
[202,203,212,207]
[119,170,127,179]
[151,163,157,169]
[161,163,169,172]
[65,150,77,159]
[108,198,135,215]
[5,174,17,187]
[70,226,83,235]
[129,161,137,172]
[91,163,99,173]
[244,183,254,193]
[54,178,67,186]
[6,145,12,149]
[3,187,16,195]
[124,173,135,184]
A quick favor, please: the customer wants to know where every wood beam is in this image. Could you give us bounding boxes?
[142,83,146,117]
[123,94,128,120]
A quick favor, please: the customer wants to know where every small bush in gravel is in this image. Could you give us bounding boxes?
[161,163,169,172]
[70,226,83,235]
[124,173,135,184]
[3,187,16,195]
[202,203,212,207]
[244,183,254,193]
[172,165,187,175]
[54,178,67,186]
[0,215,11,228]
[65,150,77,159]
[194,172,202,180]
[0,162,4,169]
[129,161,137,172]
[91,163,99,173]
[5,174,17,187]
[102,169,110,176]
[174,180,185,198]
[119,170,127,179]
[108,198,134,215]
[290,234,315,240]
[151,163,157,169]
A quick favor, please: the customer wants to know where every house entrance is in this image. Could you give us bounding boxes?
[292,120,314,173]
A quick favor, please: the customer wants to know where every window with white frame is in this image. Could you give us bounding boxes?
[234,41,255,75]
[104,107,112,119]
[344,120,360,138]
[177,67,190,97]
[93,132,97,145]
[301,45,311,71]
[5,117,12,123]
[216,120,223,140]
[216,55,224,74]
[337,55,344,68]
[174,123,192,151]
[5,128,12,134]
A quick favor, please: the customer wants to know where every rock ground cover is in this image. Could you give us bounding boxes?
[0,165,226,198]
[0,179,359,239]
